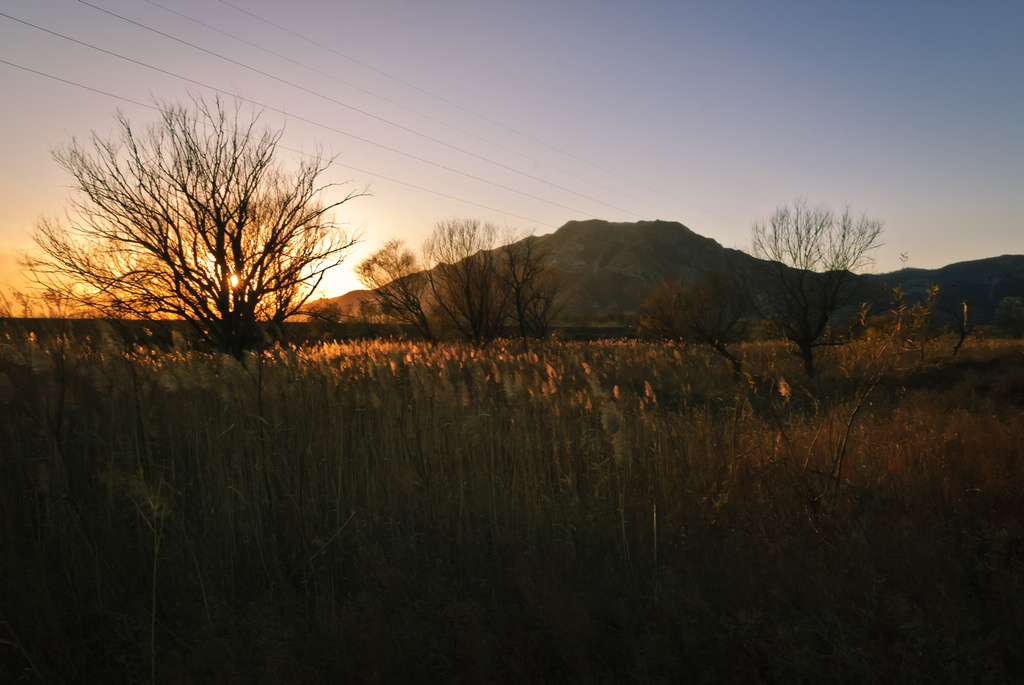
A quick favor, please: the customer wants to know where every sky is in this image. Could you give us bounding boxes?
[1,0,1022,298]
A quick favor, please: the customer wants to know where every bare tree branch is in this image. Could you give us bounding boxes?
[423,218,510,344]
[640,263,749,375]
[22,93,365,356]
[751,198,883,376]
[356,239,433,339]
[499,230,569,339]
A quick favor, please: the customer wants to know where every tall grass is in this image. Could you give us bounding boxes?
[1,323,1023,683]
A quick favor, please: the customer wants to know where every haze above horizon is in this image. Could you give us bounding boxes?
[1,0,1021,297]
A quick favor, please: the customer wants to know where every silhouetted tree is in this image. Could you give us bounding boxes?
[640,265,749,375]
[356,239,433,339]
[24,94,363,356]
[424,218,510,343]
[359,221,568,343]
[751,199,883,376]
[302,298,351,324]
[498,232,568,338]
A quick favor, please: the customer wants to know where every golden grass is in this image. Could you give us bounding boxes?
[1,327,1023,682]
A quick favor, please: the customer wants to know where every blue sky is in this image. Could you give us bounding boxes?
[1,0,1021,297]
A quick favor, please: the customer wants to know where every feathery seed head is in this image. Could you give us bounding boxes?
[644,380,657,404]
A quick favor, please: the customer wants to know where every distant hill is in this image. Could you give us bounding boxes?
[324,220,1023,325]
[330,288,373,314]
[527,219,759,318]
[868,255,1024,322]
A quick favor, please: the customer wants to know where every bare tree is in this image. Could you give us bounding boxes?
[356,239,433,339]
[358,221,567,343]
[752,199,883,376]
[639,280,688,340]
[23,94,363,356]
[932,284,976,357]
[640,265,749,375]
[498,231,568,338]
[424,218,510,343]
[302,298,350,324]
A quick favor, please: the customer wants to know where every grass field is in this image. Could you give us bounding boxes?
[2,323,1023,683]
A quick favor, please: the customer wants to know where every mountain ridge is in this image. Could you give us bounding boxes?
[328,219,1023,324]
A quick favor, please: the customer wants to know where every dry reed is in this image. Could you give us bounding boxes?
[1,324,1022,682]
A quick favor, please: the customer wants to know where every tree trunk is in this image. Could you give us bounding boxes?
[801,345,816,377]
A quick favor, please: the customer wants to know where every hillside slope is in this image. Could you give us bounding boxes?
[531,219,757,318]
[328,219,1023,324]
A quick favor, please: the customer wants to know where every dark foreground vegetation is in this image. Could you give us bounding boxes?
[2,323,1023,683]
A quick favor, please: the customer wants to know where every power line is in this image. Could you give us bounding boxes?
[0,57,154,111]
[142,0,687,222]
[0,10,605,220]
[0,57,555,228]
[4,3,752,241]
[77,0,646,220]
[216,0,750,231]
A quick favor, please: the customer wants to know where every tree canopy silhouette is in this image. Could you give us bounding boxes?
[359,219,567,343]
[640,264,749,375]
[751,198,883,376]
[25,94,363,356]
[356,238,434,340]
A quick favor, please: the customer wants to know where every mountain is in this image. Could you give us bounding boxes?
[330,219,1023,325]
[527,219,759,318]
[868,255,1024,322]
